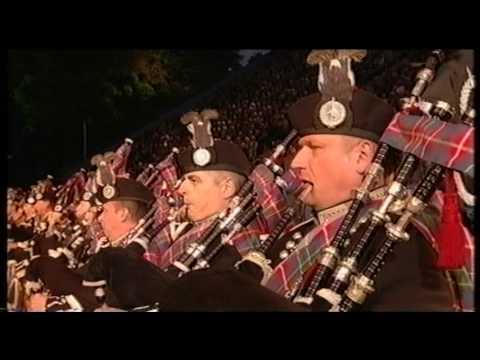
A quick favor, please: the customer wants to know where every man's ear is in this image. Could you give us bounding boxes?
[118,207,130,222]
[354,140,377,175]
[220,177,236,199]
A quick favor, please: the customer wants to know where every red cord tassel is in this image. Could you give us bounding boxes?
[435,171,467,269]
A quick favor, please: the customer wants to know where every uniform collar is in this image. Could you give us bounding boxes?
[315,186,388,226]
[110,223,138,248]
[190,206,229,226]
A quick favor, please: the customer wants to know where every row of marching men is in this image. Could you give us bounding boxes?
[7,49,475,312]
[6,139,134,310]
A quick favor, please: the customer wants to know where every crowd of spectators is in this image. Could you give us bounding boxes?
[129,49,431,177]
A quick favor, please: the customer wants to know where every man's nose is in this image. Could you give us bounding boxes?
[291,146,308,170]
[177,179,187,195]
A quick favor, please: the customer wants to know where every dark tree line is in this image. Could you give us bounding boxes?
[8,50,241,186]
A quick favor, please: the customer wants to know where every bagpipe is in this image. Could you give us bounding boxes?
[75,127,311,310]
[166,127,305,277]
[81,113,303,283]
[103,146,184,253]
[55,125,308,310]
[169,179,260,275]
[289,49,474,311]
[7,138,137,311]
[262,129,298,178]
[215,128,317,285]
[43,145,188,311]
[136,147,180,189]
[234,184,310,284]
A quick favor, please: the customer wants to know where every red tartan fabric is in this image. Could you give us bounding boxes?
[263,192,449,298]
[86,220,107,256]
[148,152,182,228]
[111,141,133,178]
[380,113,474,176]
[55,170,87,206]
[263,203,377,297]
[56,171,82,199]
[250,165,285,232]
[144,219,213,268]
[144,216,262,269]
[152,153,181,202]
[249,165,302,233]
[145,161,301,268]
